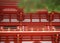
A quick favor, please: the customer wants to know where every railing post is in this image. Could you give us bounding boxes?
[17,26,20,31]
[17,34,20,43]
[55,34,59,43]
[1,26,3,31]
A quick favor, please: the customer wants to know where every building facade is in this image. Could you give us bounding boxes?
[0,6,60,43]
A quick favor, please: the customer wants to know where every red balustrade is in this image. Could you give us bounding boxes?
[0,6,60,43]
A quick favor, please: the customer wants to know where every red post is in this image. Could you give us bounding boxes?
[34,41,40,43]
[55,34,59,43]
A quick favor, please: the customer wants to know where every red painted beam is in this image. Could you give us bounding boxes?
[0,31,60,34]
[0,22,60,26]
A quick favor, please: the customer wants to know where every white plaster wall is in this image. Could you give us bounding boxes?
[11,19,19,22]
[40,41,52,43]
[32,19,39,22]
[1,19,19,22]
[41,19,48,22]
[10,41,14,43]
[52,19,60,22]
[22,41,33,43]
[23,19,30,22]
[1,19,9,22]
[0,41,5,43]
[3,8,17,11]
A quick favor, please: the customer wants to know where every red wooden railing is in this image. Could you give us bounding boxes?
[0,6,60,31]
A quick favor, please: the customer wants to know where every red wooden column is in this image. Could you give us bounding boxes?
[17,34,20,43]
[30,13,32,22]
[5,36,9,43]
[0,15,3,22]
[18,9,24,21]
[52,35,55,43]
[34,41,40,43]
[30,13,33,30]
[9,14,11,22]
[0,15,2,22]
[19,34,22,43]
[55,34,59,43]
[49,12,54,31]
[59,13,60,22]
[52,34,59,43]
[39,13,41,22]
